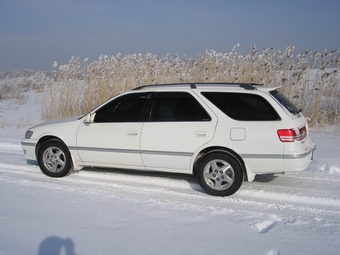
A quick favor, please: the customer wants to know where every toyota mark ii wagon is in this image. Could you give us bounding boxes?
[22,83,316,196]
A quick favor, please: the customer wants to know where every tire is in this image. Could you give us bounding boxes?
[197,151,243,196]
[37,140,72,177]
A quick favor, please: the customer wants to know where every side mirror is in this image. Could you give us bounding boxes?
[84,113,94,124]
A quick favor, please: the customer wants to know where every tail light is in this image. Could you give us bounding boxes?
[277,125,307,142]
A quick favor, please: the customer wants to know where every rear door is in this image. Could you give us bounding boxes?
[140,91,217,173]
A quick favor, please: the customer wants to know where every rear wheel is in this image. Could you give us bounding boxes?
[197,152,243,196]
[38,140,72,177]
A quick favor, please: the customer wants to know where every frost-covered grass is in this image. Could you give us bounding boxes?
[44,45,340,129]
[0,71,45,128]
[0,70,50,101]
[1,45,339,129]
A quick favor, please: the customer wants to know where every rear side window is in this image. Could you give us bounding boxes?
[150,92,211,122]
[202,92,280,121]
[270,90,301,115]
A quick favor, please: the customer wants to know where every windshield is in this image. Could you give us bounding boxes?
[270,90,301,115]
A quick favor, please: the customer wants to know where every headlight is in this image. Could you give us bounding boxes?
[25,130,33,139]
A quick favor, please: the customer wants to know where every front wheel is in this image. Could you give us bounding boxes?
[37,140,72,177]
[197,152,243,196]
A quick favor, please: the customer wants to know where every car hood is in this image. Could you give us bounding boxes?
[32,115,84,128]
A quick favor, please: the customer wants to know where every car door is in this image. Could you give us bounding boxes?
[201,92,284,174]
[140,91,217,173]
[76,92,151,168]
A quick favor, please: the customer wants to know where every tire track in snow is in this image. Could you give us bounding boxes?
[1,160,339,225]
[1,140,340,225]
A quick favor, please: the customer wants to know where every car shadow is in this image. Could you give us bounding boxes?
[81,167,205,193]
[252,174,278,183]
[82,167,280,184]
[26,161,279,193]
[26,159,38,166]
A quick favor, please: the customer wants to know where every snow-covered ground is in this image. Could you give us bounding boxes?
[0,92,340,255]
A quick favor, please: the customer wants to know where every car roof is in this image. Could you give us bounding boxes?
[133,83,281,92]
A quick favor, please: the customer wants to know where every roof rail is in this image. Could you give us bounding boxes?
[133,83,263,91]
[133,83,193,90]
[239,83,257,90]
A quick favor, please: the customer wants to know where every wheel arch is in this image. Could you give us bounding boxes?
[35,136,69,159]
[193,146,249,181]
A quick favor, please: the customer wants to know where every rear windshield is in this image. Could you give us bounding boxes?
[270,90,301,115]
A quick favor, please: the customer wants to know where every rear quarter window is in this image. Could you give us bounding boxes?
[270,90,301,116]
[202,92,281,121]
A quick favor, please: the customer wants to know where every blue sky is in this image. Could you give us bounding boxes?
[1,0,339,71]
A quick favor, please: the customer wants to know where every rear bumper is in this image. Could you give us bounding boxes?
[283,141,316,173]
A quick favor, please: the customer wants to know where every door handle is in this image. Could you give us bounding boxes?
[195,132,208,137]
[126,131,138,136]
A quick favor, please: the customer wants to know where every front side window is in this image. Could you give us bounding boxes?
[202,92,280,121]
[150,92,211,122]
[94,92,150,122]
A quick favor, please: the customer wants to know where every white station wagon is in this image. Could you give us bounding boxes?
[22,83,316,196]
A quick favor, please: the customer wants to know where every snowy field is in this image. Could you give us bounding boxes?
[0,91,340,255]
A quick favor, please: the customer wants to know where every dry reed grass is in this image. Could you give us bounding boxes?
[39,45,340,130]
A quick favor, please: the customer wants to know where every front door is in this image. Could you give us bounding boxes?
[76,92,151,168]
